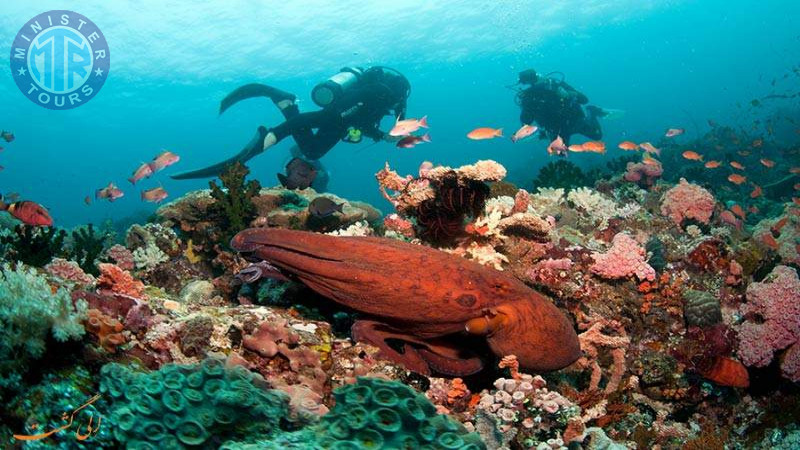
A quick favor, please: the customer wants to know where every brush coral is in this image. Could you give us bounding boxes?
[590,232,656,281]
[660,178,715,227]
[736,265,800,381]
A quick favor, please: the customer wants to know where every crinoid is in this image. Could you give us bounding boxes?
[414,171,489,245]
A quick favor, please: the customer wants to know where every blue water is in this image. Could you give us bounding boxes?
[1,0,798,228]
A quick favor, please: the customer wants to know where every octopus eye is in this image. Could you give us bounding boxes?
[455,294,477,308]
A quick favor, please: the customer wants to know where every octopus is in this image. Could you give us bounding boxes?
[231,228,580,376]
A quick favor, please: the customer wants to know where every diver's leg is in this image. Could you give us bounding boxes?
[171,126,268,179]
[219,83,297,115]
[266,109,343,159]
[579,106,604,140]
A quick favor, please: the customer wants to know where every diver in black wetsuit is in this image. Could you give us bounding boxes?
[514,69,605,145]
[172,66,410,189]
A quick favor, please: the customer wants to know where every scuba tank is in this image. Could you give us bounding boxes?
[311,67,365,107]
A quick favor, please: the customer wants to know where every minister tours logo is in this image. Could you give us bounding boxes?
[10,10,110,110]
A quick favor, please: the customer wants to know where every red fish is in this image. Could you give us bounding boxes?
[682,151,703,161]
[149,151,180,172]
[771,217,789,234]
[618,141,639,151]
[719,210,741,230]
[396,133,431,149]
[750,184,762,198]
[547,136,568,156]
[568,141,606,154]
[96,182,124,202]
[760,158,775,168]
[761,233,779,251]
[752,139,763,148]
[730,161,745,170]
[511,124,538,142]
[704,160,721,168]
[0,196,53,226]
[141,187,168,203]
[128,162,154,184]
[467,127,503,140]
[389,116,428,137]
[639,142,660,156]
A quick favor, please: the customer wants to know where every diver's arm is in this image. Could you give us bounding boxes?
[361,124,386,142]
[394,101,407,121]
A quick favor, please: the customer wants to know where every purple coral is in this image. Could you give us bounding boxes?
[736,265,800,381]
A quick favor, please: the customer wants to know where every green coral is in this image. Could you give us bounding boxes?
[100,358,291,449]
[208,162,261,247]
[219,377,486,449]
[5,366,115,449]
[532,160,591,191]
[0,263,86,396]
[69,224,110,275]
[312,377,485,449]
[0,225,66,266]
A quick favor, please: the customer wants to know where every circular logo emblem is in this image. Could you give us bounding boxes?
[10,10,110,110]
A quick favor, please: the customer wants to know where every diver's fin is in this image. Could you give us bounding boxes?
[171,127,268,180]
[219,83,297,115]
[599,108,626,120]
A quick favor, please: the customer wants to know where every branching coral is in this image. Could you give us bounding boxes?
[209,162,262,246]
[567,187,633,229]
[0,225,66,267]
[133,243,169,271]
[573,314,631,394]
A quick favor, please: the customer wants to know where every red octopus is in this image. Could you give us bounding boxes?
[231,228,580,376]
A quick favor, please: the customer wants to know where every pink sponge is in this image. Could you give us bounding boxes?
[736,265,800,382]
[660,178,715,226]
[590,233,655,281]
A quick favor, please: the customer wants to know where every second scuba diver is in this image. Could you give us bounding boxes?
[171,66,411,190]
[513,69,607,145]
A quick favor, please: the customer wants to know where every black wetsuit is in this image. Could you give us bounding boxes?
[518,78,601,144]
[270,74,406,160]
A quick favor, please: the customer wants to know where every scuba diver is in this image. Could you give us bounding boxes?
[171,66,411,190]
[512,69,607,145]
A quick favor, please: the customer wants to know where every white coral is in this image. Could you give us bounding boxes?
[567,187,632,228]
[133,244,168,271]
[326,220,373,237]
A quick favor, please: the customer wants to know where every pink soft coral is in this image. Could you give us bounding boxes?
[590,233,655,281]
[96,263,145,298]
[660,178,715,226]
[736,265,800,381]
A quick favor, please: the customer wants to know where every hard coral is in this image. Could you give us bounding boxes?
[44,257,95,286]
[590,232,656,281]
[660,178,715,227]
[736,265,800,381]
[624,160,663,187]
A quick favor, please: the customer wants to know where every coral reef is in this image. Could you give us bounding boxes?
[590,232,656,281]
[660,178,716,227]
[208,162,262,246]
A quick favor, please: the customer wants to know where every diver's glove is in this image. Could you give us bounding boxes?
[171,126,268,180]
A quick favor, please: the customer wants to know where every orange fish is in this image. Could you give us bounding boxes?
[642,153,661,166]
[704,160,721,168]
[639,142,660,156]
[467,127,503,140]
[682,151,703,161]
[730,161,745,170]
[618,141,639,151]
[730,204,746,220]
[761,233,779,251]
[737,150,751,157]
[141,187,169,203]
[759,158,775,168]
[728,174,747,185]
[752,139,763,148]
[790,167,800,174]
[794,183,800,190]
[750,184,762,198]
[772,217,789,234]
[568,141,606,154]
[719,210,741,230]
